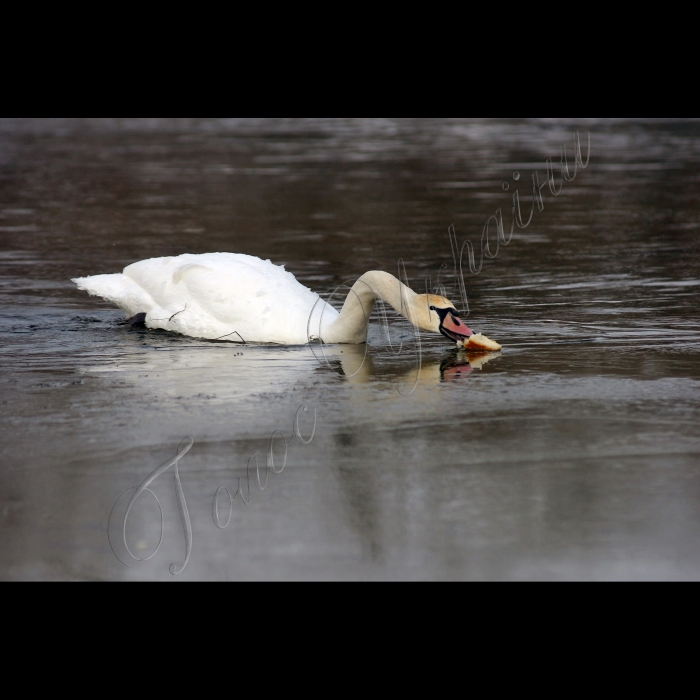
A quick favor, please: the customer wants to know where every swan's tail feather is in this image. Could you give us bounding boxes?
[72,273,154,318]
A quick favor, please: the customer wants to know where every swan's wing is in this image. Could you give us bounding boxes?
[123,253,333,343]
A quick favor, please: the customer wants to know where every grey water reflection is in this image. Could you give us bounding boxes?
[1,118,700,580]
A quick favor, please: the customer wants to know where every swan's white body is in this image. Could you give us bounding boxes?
[73,253,452,345]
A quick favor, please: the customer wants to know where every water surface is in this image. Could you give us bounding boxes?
[1,118,699,580]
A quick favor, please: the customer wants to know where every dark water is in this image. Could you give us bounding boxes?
[1,118,699,580]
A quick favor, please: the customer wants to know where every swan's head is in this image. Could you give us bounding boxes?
[414,294,473,342]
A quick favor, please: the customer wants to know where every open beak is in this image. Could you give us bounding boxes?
[439,313,473,343]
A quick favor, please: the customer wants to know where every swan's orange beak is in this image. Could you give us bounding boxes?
[440,313,473,343]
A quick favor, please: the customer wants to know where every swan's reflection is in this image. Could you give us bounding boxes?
[331,344,502,384]
[439,350,502,381]
[78,330,501,403]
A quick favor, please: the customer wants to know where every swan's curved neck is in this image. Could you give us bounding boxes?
[321,271,419,343]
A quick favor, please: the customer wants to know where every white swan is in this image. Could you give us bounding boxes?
[72,252,474,345]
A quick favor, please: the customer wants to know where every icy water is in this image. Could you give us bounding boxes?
[1,118,699,580]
